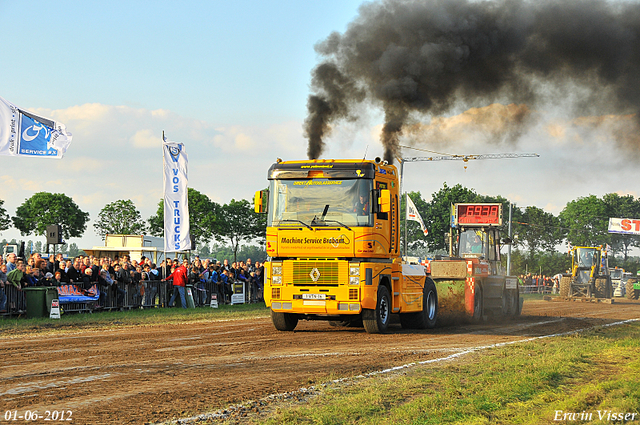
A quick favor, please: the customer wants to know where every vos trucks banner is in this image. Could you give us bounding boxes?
[163,137,191,252]
[0,96,72,159]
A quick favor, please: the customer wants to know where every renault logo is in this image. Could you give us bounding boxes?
[309,267,321,282]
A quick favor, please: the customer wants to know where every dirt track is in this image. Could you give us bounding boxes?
[2,299,639,424]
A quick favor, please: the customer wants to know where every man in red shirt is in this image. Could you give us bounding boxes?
[164,258,189,308]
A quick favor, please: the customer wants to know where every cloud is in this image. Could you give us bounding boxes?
[131,129,159,149]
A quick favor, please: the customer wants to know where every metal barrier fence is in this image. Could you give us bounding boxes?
[520,284,554,294]
[0,279,265,318]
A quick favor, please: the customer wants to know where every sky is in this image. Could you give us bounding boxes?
[1,0,639,253]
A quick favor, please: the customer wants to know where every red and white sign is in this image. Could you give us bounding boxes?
[456,203,502,226]
[609,218,640,235]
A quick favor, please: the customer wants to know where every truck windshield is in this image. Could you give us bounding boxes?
[610,269,623,279]
[268,179,373,228]
[459,229,485,257]
[576,248,597,268]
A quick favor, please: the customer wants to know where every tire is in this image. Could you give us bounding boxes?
[627,279,639,300]
[271,310,298,331]
[502,287,519,317]
[400,278,438,329]
[472,285,484,322]
[363,285,391,334]
[559,276,571,297]
[594,278,609,299]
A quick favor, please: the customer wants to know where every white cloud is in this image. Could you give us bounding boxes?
[2,101,640,254]
[131,129,159,149]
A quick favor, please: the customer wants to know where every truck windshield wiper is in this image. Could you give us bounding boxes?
[278,219,312,230]
[319,219,352,231]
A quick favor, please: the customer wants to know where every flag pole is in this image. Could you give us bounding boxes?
[404,192,408,259]
[162,130,166,272]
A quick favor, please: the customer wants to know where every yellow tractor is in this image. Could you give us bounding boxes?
[559,246,612,299]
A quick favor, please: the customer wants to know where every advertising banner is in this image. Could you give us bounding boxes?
[608,217,640,235]
[0,96,72,158]
[406,194,428,235]
[163,137,190,252]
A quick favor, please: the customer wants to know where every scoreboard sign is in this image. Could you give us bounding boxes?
[455,203,502,226]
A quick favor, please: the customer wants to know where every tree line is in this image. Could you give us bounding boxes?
[2,185,639,274]
[402,184,640,275]
[0,189,265,262]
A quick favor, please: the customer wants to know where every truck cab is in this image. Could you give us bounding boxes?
[255,158,437,333]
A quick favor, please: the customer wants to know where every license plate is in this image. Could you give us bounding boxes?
[302,293,326,300]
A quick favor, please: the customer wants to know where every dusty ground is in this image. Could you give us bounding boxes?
[2,299,639,425]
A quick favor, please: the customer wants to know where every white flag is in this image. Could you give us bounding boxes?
[406,194,428,236]
[0,96,72,159]
[163,137,191,252]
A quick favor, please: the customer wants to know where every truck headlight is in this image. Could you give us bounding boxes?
[272,265,282,276]
[272,275,282,285]
[349,265,360,276]
[349,276,359,285]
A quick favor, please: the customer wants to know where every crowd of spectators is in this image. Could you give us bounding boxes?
[518,273,556,294]
[0,251,265,313]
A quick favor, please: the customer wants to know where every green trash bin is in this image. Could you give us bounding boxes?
[174,285,196,308]
[185,285,196,308]
[23,287,48,318]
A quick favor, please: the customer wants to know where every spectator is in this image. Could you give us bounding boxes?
[0,263,7,312]
[130,269,142,307]
[23,266,39,287]
[164,259,189,308]
[57,261,69,283]
[52,271,63,286]
[6,253,17,272]
[80,268,94,294]
[7,263,26,311]
[54,253,64,271]
[223,269,234,303]
[144,265,159,308]
[190,263,207,305]
[246,258,255,274]
[46,256,57,274]
[67,258,81,283]
[42,272,55,287]
[254,267,264,302]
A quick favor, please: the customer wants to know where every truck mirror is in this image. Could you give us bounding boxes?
[379,189,391,213]
[254,190,268,214]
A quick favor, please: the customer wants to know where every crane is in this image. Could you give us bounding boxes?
[399,144,539,165]
[396,144,539,271]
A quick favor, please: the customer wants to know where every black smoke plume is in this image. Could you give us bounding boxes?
[304,0,640,162]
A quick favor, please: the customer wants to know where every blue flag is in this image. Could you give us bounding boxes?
[0,96,72,159]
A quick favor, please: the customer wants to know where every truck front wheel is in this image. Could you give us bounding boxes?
[271,310,298,331]
[363,285,391,334]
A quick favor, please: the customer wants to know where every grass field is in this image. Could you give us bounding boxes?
[239,321,640,425]
[0,303,270,336]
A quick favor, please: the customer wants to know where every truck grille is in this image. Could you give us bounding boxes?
[289,261,343,286]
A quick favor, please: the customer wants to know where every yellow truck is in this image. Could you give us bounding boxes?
[255,158,437,333]
[559,246,612,299]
